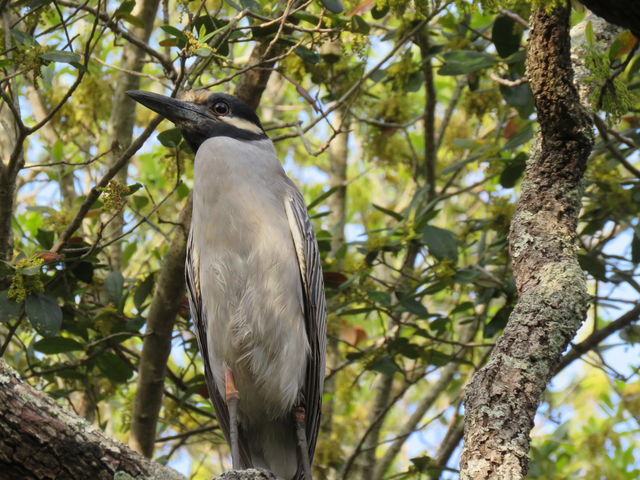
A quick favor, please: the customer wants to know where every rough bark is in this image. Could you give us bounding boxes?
[0,359,184,480]
[0,10,22,269]
[128,197,192,456]
[0,359,281,480]
[459,6,593,480]
[578,0,640,36]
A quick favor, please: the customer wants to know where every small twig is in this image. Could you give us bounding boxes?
[498,8,529,28]
[0,315,23,357]
[155,425,218,443]
[53,0,75,52]
[51,115,163,253]
[593,114,640,177]
[489,72,528,87]
[23,147,112,169]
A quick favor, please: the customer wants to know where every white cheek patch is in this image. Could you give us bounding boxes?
[222,116,264,135]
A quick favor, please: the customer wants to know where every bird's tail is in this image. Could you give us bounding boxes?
[244,417,299,480]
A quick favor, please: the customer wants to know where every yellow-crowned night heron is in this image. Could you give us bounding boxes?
[127,89,327,480]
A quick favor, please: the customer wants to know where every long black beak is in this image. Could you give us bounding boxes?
[126,90,215,126]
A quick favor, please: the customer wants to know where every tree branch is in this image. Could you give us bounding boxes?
[0,359,185,480]
[460,6,593,479]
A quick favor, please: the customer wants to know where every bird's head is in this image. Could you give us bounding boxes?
[126,89,267,152]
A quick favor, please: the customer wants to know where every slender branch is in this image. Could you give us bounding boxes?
[592,114,640,177]
[50,115,163,253]
[555,303,640,374]
[56,0,176,78]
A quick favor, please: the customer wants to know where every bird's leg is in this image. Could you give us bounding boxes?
[224,366,241,470]
[294,406,312,480]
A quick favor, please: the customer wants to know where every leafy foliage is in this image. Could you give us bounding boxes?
[1,0,639,478]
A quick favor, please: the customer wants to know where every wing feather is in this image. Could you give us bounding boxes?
[284,184,327,469]
[185,234,252,466]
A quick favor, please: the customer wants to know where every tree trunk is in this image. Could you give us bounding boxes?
[128,198,192,456]
[459,6,593,479]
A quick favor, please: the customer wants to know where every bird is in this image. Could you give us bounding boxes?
[127,89,326,480]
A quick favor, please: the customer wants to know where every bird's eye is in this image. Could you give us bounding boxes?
[212,101,230,116]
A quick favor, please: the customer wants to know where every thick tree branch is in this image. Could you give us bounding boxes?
[0,359,184,480]
[460,6,593,479]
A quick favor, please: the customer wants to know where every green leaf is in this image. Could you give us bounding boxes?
[632,234,640,264]
[351,15,370,34]
[438,50,496,76]
[224,0,242,10]
[500,82,534,117]
[367,356,398,374]
[307,186,340,210]
[161,25,185,37]
[578,253,607,281]
[294,46,320,64]
[371,4,389,19]
[124,183,143,196]
[585,20,595,45]
[132,195,149,210]
[372,203,403,221]
[95,352,133,383]
[134,274,155,310]
[0,290,23,323]
[160,25,187,47]
[389,337,422,359]
[70,261,94,283]
[157,128,182,148]
[115,0,135,15]
[404,71,424,92]
[35,228,54,249]
[11,29,38,46]
[318,0,343,14]
[105,271,124,308]
[422,350,454,367]
[422,349,453,366]
[492,15,521,59]
[422,225,458,260]
[503,123,533,150]
[499,154,527,188]
[292,12,320,26]
[194,47,213,57]
[40,51,82,64]
[239,0,261,11]
[368,291,391,307]
[33,337,84,354]
[398,297,429,318]
[484,304,512,338]
[25,293,62,338]
[411,455,435,473]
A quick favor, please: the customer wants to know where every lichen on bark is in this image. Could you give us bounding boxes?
[459,5,594,480]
